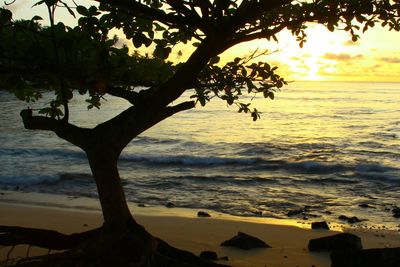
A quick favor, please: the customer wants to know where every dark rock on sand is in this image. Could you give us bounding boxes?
[331,247,400,267]
[392,207,400,218]
[221,232,271,250]
[359,203,373,209]
[308,233,362,252]
[338,215,363,224]
[165,202,175,208]
[311,221,330,230]
[287,206,310,217]
[199,251,218,261]
[219,256,229,261]
[197,211,211,217]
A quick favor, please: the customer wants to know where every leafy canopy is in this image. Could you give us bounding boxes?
[1,0,399,120]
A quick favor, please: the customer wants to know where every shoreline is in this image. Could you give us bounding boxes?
[1,194,399,266]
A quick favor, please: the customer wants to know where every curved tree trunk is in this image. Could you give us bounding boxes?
[86,150,136,229]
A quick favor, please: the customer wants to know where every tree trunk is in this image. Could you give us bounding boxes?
[86,150,135,230]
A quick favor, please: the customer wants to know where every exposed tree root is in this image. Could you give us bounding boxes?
[0,226,101,250]
[0,225,229,267]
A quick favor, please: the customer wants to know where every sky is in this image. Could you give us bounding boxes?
[4,1,400,82]
[228,24,400,82]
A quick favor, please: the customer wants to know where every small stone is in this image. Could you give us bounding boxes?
[219,256,229,261]
[165,202,175,208]
[138,203,146,207]
[392,207,400,218]
[83,224,88,227]
[287,208,306,217]
[197,211,211,217]
[311,221,330,230]
[199,251,218,261]
[359,203,373,208]
[221,232,271,250]
[338,215,362,224]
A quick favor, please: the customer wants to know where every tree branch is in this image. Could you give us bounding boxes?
[106,86,142,105]
[101,0,205,32]
[229,0,292,33]
[230,24,287,45]
[20,109,91,150]
[165,100,195,116]
[0,225,101,250]
[165,0,202,23]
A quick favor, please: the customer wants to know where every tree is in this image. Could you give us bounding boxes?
[0,0,399,266]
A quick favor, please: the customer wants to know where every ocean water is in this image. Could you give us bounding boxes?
[0,81,399,229]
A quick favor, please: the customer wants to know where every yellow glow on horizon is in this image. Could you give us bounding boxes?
[222,24,400,82]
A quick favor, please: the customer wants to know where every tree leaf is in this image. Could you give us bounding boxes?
[31,15,43,21]
[0,8,12,25]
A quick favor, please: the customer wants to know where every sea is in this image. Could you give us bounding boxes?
[0,81,399,230]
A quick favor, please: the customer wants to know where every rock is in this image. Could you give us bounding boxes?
[339,215,362,224]
[219,256,229,261]
[137,203,146,207]
[199,251,218,261]
[308,233,362,252]
[221,232,271,250]
[331,247,400,267]
[287,206,310,217]
[359,203,373,208]
[165,202,175,208]
[392,207,400,218]
[197,211,211,217]
[311,221,330,230]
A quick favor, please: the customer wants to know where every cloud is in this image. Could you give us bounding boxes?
[344,40,360,46]
[323,53,364,61]
[379,57,400,64]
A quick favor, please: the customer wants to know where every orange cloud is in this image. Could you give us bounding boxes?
[323,53,364,61]
[379,57,400,63]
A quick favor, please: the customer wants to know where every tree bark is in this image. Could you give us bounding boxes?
[86,150,135,230]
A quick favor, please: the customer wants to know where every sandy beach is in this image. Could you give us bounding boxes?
[1,200,399,267]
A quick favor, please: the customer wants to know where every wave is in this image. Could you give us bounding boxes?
[0,175,60,186]
[120,154,262,166]
[120,153,399,179]
[0,147,85,159]
[0,173,93,187]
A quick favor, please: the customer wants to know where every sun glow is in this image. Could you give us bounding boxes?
[223,23,400,82]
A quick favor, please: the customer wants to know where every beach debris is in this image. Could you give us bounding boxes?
[331,247,400,267]
[197,211,211,217]
[308,233,362,252]
[338,215,363,224]
[165,202,175,208]
[221,232,271,250]
[311,221,330,230]
[199,251,218,261]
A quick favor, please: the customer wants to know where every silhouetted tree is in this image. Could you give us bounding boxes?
[0,1,399,266]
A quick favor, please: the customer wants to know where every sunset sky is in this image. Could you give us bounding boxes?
[5,1,400,82]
